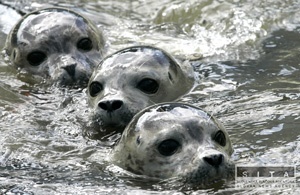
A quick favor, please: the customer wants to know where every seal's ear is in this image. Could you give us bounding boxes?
[213,118,234,156]
[167,64,179,84]
[167,58,195,93]
[154,52,180,84]
[4,9,40,56]
[4,18,22,57]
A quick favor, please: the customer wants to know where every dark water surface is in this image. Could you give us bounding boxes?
[0,0,299,194]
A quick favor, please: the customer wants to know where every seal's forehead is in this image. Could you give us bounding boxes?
[135,106,212,131]
[99,48,171,70]
[165,106,210,119]
[153,105,211,120]
[17,11,86,37]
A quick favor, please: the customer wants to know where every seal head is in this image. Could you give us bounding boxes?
[4,7,105,87]
[87,45,195,131]
[111,103,234,184]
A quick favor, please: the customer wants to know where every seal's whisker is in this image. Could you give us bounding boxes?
[204,91,216,123]
[68,19,77,34]
[136,55,151,69]
[148,99,157,105]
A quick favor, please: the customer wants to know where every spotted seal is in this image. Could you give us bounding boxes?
[87,45,195,132]
[3,7,105,87]
[111,103,234,185]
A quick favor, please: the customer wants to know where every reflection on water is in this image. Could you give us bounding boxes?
[0,0,299,194]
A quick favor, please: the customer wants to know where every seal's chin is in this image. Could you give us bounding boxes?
[91,112,133,132]
[185,162,235,185]
[104,118,131,130]
[52,70,91,88]
[158,164,235,190]
[56,76,89,88]
[91,107,135,131]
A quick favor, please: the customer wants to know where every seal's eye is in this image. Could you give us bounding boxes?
[214,130,226,147]
[89,81,103,97]
[137,78,159,94]
[27,51,47,66]
[77,38,93,51]
[157,139,180,156]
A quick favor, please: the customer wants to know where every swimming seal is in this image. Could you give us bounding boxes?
[3,7,105,87]
[111,103,234,185]
[87,45,195,132]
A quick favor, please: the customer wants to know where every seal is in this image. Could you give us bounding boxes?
[111,103,234,185]
[87,45,195,132]
[3,7,105,87]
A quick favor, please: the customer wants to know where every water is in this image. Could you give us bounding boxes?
[0,0,299,194]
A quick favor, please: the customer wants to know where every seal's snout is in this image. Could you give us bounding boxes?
[203,154,224,167]
[98,100,123,112]
[62,63,77,76]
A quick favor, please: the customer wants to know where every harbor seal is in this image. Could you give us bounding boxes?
[3,7,105,87]
[87,45,195,133]
[111,103,234,185]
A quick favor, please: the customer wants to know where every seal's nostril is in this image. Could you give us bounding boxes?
[98,102,108,110]
[98,100,123,112]
[203,154,224,167]
[63,64,77,76]
[111,100,123,110]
